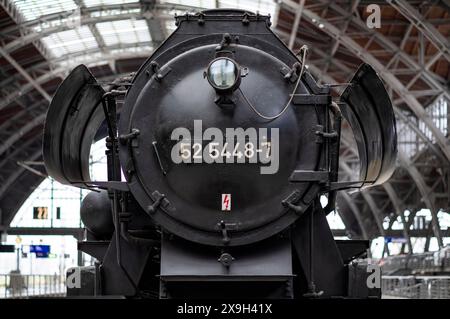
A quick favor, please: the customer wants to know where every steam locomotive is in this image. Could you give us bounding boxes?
[43,9,397,298]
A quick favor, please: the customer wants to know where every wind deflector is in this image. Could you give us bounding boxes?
[43,64,105,185]
[340,63,397,188]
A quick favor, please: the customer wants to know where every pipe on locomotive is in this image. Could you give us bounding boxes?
[324,101,342,215]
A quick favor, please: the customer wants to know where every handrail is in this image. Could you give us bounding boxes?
[0,273,66,299]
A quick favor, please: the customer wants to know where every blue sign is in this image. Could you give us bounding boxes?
[30,245,50,254]
[384,237,407,244]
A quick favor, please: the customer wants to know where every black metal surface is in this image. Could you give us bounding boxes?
[119,13,328,246]
[80,190,114,239]
[160,234,293,298]
[340,63,397,188]
[347,262,381,298]
[101,232,153,296]
[336,239,369,264]
[291,202,346,297]
[289,170,329,182]
[6,227,83,237]
[161,235,292,278]
[66,266,98,297]
[78,241,110,263]
[42,64,105,185]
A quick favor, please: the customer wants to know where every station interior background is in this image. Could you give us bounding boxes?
[0,0,449,298]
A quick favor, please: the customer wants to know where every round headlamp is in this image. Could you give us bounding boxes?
[206,57,241,93]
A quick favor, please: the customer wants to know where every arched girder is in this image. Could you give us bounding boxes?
[299,45,446,249]
[393,108,447,164]
[0,67,64,112]
[341,130,445,250]
[301,0,449,93]
[0,133,40,172]
[310,62,447,213]
[340,157,388,252]
[338,141,384,232]
[0,71,133,171]
[387,0,450,63]
[0,46,51,103]
[0,100,47,134]
[0,70,135,220]
[397,152,443,247]
[0,149,42,198]
[0,114,45,157]
[0,41,154,91]
[339,192,369,240]
[0,49,152,111]
[0,151,44,227]
[275,28,448,165]
[361,191,390,255]
[0,2,202,37]
[0,5,181,55]
[276,25,448,248]
[382,183,413,253]
[279,0,450,161]
[340,129,417,253]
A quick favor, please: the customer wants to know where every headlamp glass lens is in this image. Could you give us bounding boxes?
[208,59,238,89]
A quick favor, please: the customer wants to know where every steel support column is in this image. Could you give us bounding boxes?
[382,183,413,253]
[397,152,443,247]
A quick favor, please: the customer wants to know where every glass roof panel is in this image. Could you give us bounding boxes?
[82,0,139,7]
[96,19,151,46]
[11,0,78,21]
[90,7,140,18]
[56,45,153,69]
[41,26,98,58]
[160,0,275,15]
[218,0,275,16]
[160,0,216,9]
[109,45,153,56]
[32,18,69,33]
[12,1,276,66]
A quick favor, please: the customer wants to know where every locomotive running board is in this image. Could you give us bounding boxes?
[43,64,105,185]
[339,63,397,188]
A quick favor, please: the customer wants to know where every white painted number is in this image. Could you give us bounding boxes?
[180,143,191,160]
[192,142,202,159]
